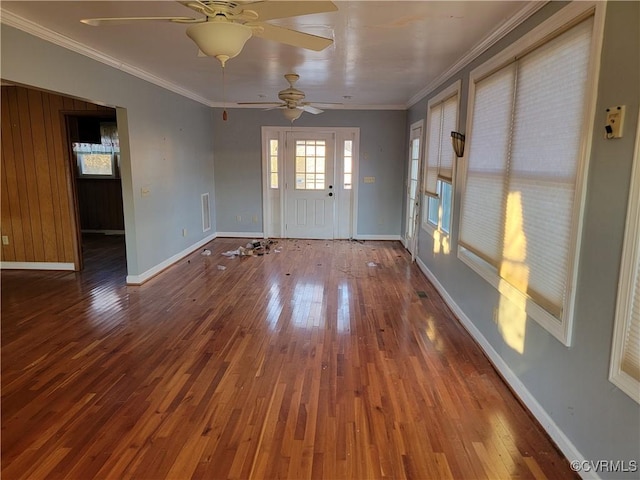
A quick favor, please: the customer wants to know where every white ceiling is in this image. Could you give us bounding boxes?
[0,1,537,109]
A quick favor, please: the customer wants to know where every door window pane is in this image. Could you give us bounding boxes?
[295,140,326,190]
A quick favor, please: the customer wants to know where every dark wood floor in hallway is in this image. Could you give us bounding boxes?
[1,236,575,479]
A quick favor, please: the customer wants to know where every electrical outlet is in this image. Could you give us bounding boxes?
[182,228,187,237]
[605,105,625,139]
[252,215,258,223]
[1,235,9,245]
[236,215,242,223]
[141,186,150,197]
[364,176,376,184]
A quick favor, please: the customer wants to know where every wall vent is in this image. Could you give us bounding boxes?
[201,193,211,232]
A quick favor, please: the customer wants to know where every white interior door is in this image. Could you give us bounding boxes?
[405,121,423,256]
[285,132,335,239]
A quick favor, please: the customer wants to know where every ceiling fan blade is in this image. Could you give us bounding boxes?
[246,1,337,22]
[302,105,324,114]
[80,16,201,26]
[236,102,283,106]
[251,23,333,51]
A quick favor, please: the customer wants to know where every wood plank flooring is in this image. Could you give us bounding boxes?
[1,235,576,479]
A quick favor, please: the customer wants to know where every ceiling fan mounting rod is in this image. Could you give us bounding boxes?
[186,1,259,21]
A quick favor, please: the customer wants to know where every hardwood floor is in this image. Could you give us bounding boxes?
[1,236,575,479]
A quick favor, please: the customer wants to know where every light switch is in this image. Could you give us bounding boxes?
[364,176,376,184]
[141,186,150,197]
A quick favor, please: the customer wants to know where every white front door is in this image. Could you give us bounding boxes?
[284,131,335,239]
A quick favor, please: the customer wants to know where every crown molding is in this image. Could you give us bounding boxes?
[2,2,549,112]
[0,9,213,107]
[406,1,548,108]
[223,102,406,111]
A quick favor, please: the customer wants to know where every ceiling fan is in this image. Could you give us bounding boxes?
[239,73,339,122]
[81,1,337,67]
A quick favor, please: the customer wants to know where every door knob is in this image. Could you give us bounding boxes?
[329,192,333,197]
[329,185,333,189]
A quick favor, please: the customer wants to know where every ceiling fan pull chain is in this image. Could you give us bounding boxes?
[222,66,228,121]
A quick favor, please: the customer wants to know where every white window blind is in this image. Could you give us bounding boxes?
[440,97,457,181]
[622,265,640,384]
[459,65,515,264]
[459,17,594,326]
[424,95,458,196]
[610,113,640,404]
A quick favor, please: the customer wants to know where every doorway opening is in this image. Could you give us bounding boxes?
[65,111,126,271]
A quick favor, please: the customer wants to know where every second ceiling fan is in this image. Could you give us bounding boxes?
[239,73,340,122]
[81,1,338,67]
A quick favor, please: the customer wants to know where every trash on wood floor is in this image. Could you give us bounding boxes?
[220,239,278,258]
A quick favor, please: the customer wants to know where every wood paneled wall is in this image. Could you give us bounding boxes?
[0,85,115,267]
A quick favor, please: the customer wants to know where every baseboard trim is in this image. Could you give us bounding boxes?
[415,257,596,480]
[81,230,125,235]
[354,234,403,241]
[126,233,217,285]
[214,233,403,242]
[215,231,265,239]
[1,261,75,271]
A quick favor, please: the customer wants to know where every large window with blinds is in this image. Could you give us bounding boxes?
[423,82,459,234]
[458,6,601,345]
[610,117,640,404]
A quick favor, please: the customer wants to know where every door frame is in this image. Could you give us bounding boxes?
[404,120,424,258]
[63,109,122,270]
[261,126,360,239]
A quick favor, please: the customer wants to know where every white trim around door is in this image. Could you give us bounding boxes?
[262,126,360,239]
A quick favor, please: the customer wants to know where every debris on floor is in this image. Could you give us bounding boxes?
[217,265,227,270]
[221,239,278,257]
[201,249,212,256]
[367,261,378,267]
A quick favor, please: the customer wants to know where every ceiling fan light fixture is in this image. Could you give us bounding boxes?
[186,20,252,67]
[282,108,303,122]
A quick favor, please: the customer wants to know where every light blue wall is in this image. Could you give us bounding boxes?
[408,1,640,475]
[212,108,406,236]
[1,26,216,277]
[3,3,638,469]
